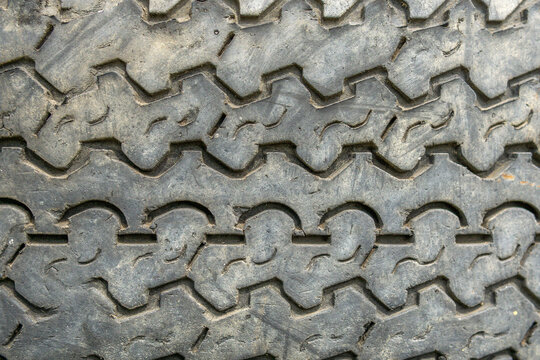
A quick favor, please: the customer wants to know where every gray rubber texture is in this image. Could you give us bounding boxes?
[1,0,540,359]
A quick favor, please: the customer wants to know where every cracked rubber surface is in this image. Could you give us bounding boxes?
[0,0,539,359]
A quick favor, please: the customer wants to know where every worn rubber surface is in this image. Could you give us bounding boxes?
[0,0,540,359]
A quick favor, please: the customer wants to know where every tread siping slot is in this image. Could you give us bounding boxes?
[117,233,157,244]
[206,234,245,244]
[292,235,330,244]
[27,233,69,244]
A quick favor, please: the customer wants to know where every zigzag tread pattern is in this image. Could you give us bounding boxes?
[0,146,539,358]
[1,0,540,172]
[1,62,539,172]
[1,0,540,359]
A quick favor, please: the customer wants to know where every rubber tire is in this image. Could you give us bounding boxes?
[0,0,539,359]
